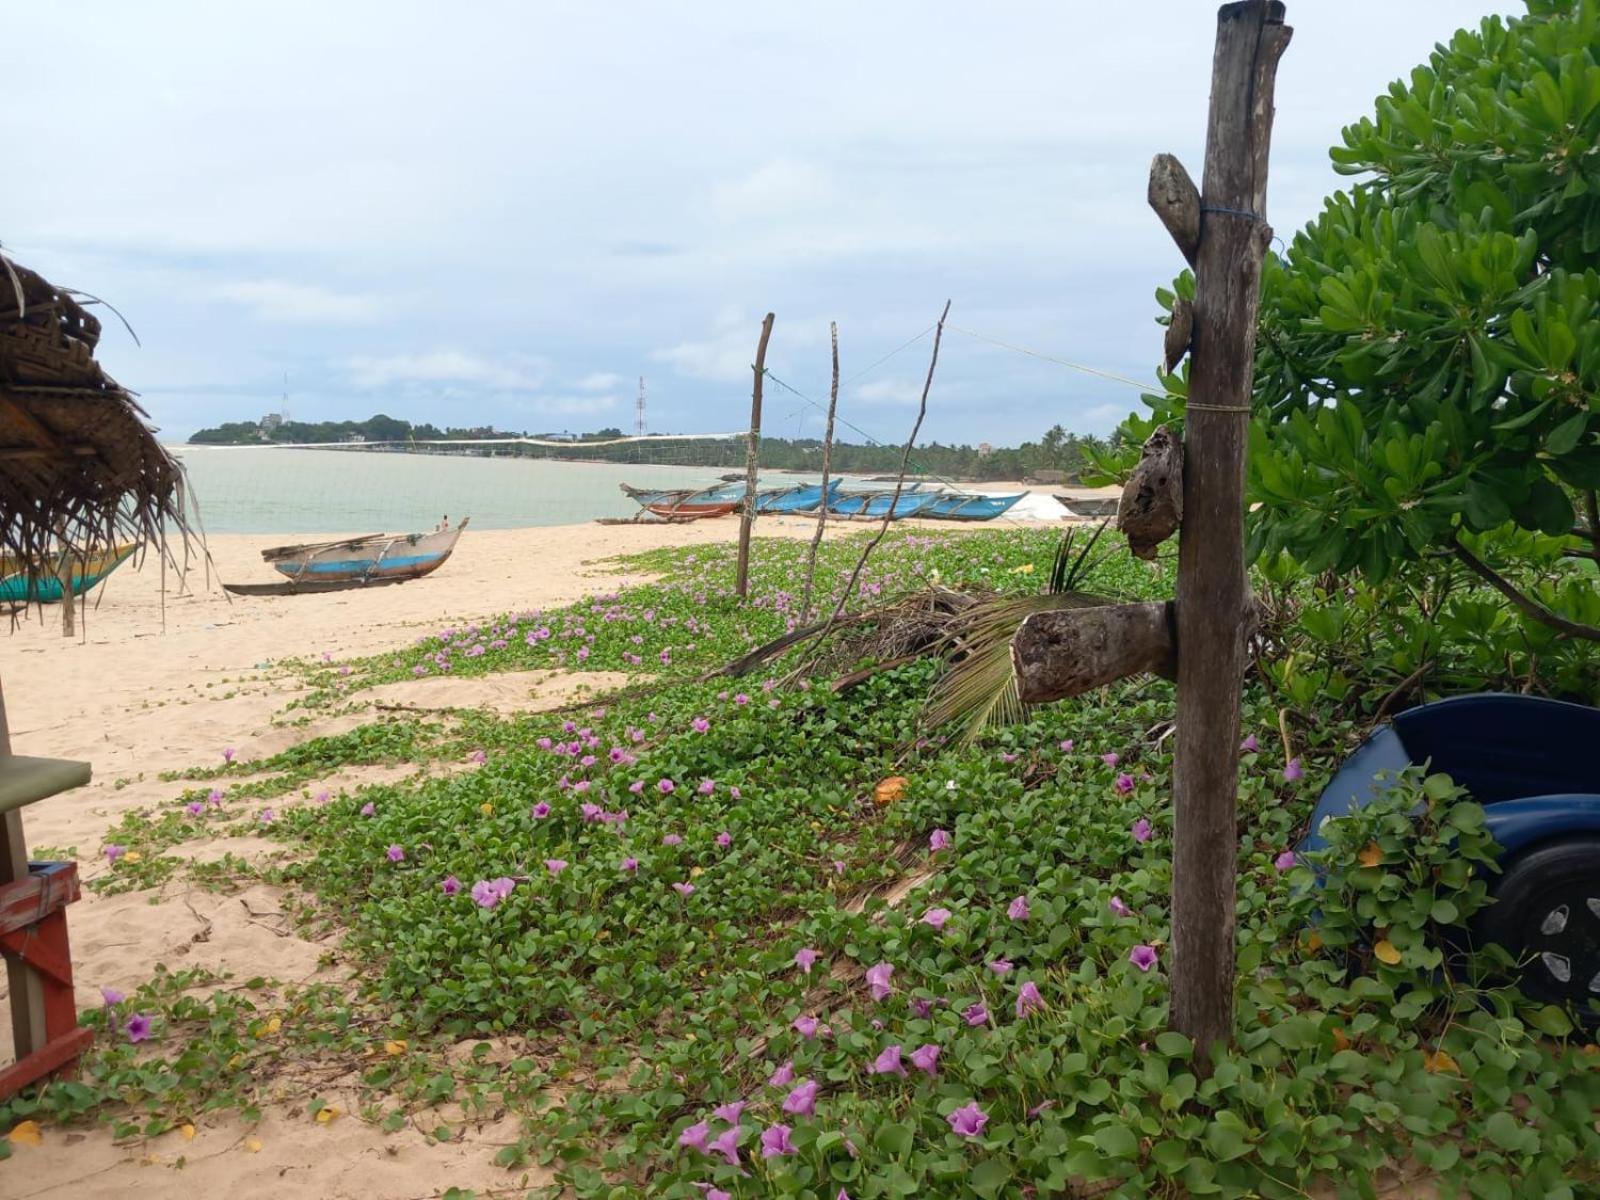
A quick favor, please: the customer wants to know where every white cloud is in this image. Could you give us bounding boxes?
[855,378,924,406]
[215,279,381,323]
[518,393,619,416]
[650,332,755,383]
[710,159,833,219]
[576,372,621,392]
[343,351,547,390]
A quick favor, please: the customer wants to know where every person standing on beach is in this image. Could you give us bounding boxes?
[437,514,449,532]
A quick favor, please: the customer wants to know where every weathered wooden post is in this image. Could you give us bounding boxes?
[1010,1,1290,1063]
[1160,1,1291,1057]
[735,312,774,599]
[799,321,840,623]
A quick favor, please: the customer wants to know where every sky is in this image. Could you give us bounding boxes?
[5,1,1515,447]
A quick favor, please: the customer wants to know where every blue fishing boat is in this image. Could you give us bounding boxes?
[922,492,1025,521]
[226,519,470,594]
[0,542,138,604]
[758,479,842,514]
[827,490,939,520]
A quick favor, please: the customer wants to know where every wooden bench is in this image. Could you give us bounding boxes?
[0,753,93,1099]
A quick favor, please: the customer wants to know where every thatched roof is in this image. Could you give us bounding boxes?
[0,251,188,580]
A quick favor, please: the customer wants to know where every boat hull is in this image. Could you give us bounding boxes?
[0,543,138,603]
[262,520,468,587]
[644,501,738,519]
[923,493,1025,521]
[828,492,938,519]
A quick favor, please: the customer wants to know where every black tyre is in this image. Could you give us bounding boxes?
[1476,836,1600,1024]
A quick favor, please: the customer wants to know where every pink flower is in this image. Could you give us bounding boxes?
[545,859,568,875]
[104,843,127,862]
[691,717,710,733]
[532,801,552,818]
[1240,734,1259,752]
[659,778,677,794]
[713,1099,747,1124]
[1101,752,1119,767]
[794,947,820,973]
[947,1102,988,1138]
[678,1119,711,1151]
[100,986,125,1006]
[716,831,732,848]
[222,747,235,763]
[125,1013,153,1043]
[760,1124,796,1158]
[729,786,742,799]
[185,801,205,817]
[929,829,952,852]
[1007,895,1030,921]
[673,881,695,896]
[1015,980,1045,1018]
[663,834,683,846]
[629,780,645,794]
[987,959,1013,975]
[1283,758,1304,782]
[1131,817,1153,843]
[259,808,276,824]
[440,875,461,895]
[910,1043,940,1075]
[1108,895,1133,918]
[707,1127,742,1167]
[962,1002,989,1027]
[1129,944,1159,972]
[471,878,515,908]
[870,1045,907,1077]
[1274,850,1298,871]
[698,779,715,796]
[768,1060,795,1087]
[468,749,487,765]
[1059,739,1074,752]
[386,845,405,863]
[865,962,894,1001]
[793,1015,821,1039]
[908,997,933,1019]
[1114,772,1135,794]
[921,907,952,930]
[833,859,846,875]
[621,857,639,872]
[360,802,376,817]
[781,1080,818,1117]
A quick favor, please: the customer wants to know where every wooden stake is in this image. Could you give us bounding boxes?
[1165,0,1291,1061]
[0,680,48,1060]
[799,322,840,623]
[735,313,774,599]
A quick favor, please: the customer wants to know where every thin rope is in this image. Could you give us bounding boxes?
[1184,402,1253,414]
[840,325,936,389]
[1200,205,1264,222]
[943,325,1149,391]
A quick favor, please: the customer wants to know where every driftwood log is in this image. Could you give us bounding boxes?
[1012,602,1176,703]
[1148,153,1201,267]
[1164,296,1194,374]
[1116,426,1183,560]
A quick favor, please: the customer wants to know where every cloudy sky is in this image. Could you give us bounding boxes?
[6,2,1511,446]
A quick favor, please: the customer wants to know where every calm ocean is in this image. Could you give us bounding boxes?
[169,446,826,535]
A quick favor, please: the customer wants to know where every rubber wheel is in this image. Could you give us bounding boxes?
[1476,837,1600,1023]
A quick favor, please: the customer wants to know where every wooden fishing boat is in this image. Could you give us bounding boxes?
[645,499,739,519]
[235,519,469,593]
[620,483,695,507]
[922,493,1025,521]
[0,542,137,604]
[757,479,841,514]
[826,490,939,520]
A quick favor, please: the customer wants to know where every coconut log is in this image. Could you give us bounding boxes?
[1011,601,1176,704]
[1117,425,1183,560]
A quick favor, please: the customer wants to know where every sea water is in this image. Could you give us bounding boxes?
[169,446,826,535]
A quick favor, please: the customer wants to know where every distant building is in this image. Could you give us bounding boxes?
[343,432,366,444]
[977,442,993,457]
[1025,468,1066,485]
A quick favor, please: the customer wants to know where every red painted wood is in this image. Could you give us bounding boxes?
[0,861,80,937]
[0,1025,93,1099]
[0,861,89,1099]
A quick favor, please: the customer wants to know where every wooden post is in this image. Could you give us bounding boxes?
[800,321,840,622]
[0,680,48,1060]
[735,313,774,599]
[57,553,76,639]
[1165,0,1291,1060]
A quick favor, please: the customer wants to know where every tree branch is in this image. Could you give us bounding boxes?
[1452,536,1600,642]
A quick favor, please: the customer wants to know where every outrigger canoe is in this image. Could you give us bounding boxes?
[0,542,138,604]
[826,490,939,520]
[922,492,1025,521]
[225,520,469,594]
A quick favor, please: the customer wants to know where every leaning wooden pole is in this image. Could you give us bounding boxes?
[735,313,775,599]
[1166,1,1290,1059]
[799,321,840,623]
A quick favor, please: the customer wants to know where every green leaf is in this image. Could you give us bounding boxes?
[1527,1004,1574,1037]
[968,1159,1012,1197]
[1092,1122,1139,1159]
[1546,411,1588,456]
[875,1122,913,1157]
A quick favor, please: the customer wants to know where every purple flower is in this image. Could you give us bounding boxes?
[691,717,710,733]
[1114,772,1135,794]
[730,785,742,799]
[125,1013,152,1043]
[104,843,127,862]
[1101,752,1119,767]
[259,808,276,825]
[471,878,514,909]
[1131,817,1153,843]
[793,1015,820,1039]
[659,778,676,795]
[100,986,125,1006]
[760,1124,796,1158]
[962,1002,989,1027]
[545,859,568,875]
[712,1099,747,1124]
[1241,734,1259,752]
[663,833,683,846]
[441,875,461,895]
[1007,894,1030,921]
[1109,895,1134,918]
[715,831,732,848]
[833,859,846,875]
[1129,944,1159,972]
[910,1043,940,1076]
[469,749,487,765]
[987,959,1013,976]
[781,1080,818,1117]
[581,802,604,823]
[1015,980,1045,1018]
[909,997,933,1019]
[621,857,639,872]
[768,1060,795,1087]
[678,1119,711,1151]
[921,907,952,930]
[708,1126,742,1166]
[532,801,552,819]
[794,947,820,973]
[1283,758,1304,782]
[865,962,894,1001]
[929,829,952,852]
[673,881,695,896]
[947,1102,988,1139]
[1027,1100,1055,1119]
[360,802,376,817]
[735,693,750,705]
[185,801,205,817]
[1059,739,1075,752]
[870,1045,907,1077]
[223,747,236,763]
[208,789,224,806]
[698,779,715,796]
[1274,850,1298,871]
[628,780,645,794]
[315,790,331,805]
[386,845,405,863]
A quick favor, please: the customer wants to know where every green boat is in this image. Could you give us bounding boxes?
[0,542,138,603]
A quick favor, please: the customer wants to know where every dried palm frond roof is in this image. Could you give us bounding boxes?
[0,249,189,580]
